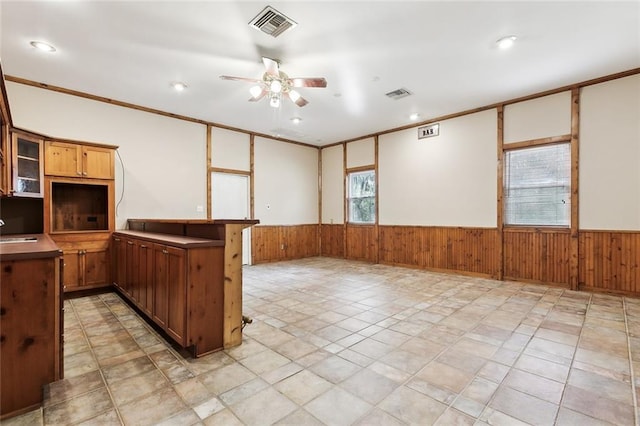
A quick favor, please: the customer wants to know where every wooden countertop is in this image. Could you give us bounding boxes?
[0,234,62,261]
[127,219,260,226]
[113,230,225,248]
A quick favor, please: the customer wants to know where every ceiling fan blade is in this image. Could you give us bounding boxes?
[220,75,262,83]
[249,89,268,102]
[285,92,309,107]
[289,78,327,88]
[262,57,280,77]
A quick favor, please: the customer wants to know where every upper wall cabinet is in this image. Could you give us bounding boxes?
[45,141,115,179]
[10,133,44,198]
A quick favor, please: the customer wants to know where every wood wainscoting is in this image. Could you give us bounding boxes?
[320,224,345,258]
[579,230,640,294]
[252,225,319,264]
[379,226,499,277]
[253,224,640,297]
[346,224,377,263]
[503,228,571,287]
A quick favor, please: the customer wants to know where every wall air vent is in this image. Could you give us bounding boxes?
[249,6,297,38]
[385,88,412,100]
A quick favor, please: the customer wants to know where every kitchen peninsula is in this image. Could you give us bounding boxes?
[0,234,63,419]
[112,218,258,357]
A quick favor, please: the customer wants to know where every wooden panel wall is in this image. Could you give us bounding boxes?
[345,225,377,262]
[320,224,344,258]
[379,226,499,277]
[579,231,640,294]
[252,225,319,264]
[503,228,571,286]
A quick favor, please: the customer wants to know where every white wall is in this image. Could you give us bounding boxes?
[580,74,640,230]
[346,137,375,168]
[379,109,498,227]
[254,137,318,225]
[211,126,250,171]
[321,144,344,224]
[6,82,207,229]
[504,91,571,142]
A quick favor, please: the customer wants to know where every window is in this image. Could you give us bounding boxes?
[504,143,570,226]
[348,170,375,223]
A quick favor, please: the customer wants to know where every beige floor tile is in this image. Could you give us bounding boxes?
[202,408,244,426]
[502,368,565,404]
[340,368,400,404]
[489,386,558,425]
[239,349,290,375]
[378,385,447,425]
[305,387,372,426]
[309,355,361,384]
[562,384,634,425]
[118,387,187,426]
[109,369,169,406]
[416,360,474,393]
[43,387,113,425]
[43,370,105,407]
[199,363,257,395]
[229,387,297,426]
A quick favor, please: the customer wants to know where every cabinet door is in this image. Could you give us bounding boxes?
[153,244,168,328]
[44,141,81,177]
[112,236,126,291]
[83,247,110,288]
[12,134,44,197]
[61,250,81,291]
[123,239,135,298]
[137,241,153,316]
[166,246,186,345]
[83,146,114,179]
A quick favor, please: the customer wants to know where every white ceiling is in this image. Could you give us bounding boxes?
[1,1,639,146]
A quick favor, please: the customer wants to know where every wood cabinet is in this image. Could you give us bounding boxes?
[45,141,114,179]
[10,133,44,197]
[112,231,225,356]
[0,235,62,419]
[43,140,117,294]
[54,234,110,291]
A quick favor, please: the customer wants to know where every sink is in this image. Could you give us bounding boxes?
[0,237,38,244]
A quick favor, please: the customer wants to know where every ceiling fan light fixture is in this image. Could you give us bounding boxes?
[171,81,188,92]
[409,113,420,121]
[30,41,56,52]
[291,117,302,124]
[249,85,263,98]
[270,93,281,108]
[496,35,517,49]
[270,80,282,93]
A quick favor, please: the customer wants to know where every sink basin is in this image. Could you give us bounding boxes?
[0,237,38,244]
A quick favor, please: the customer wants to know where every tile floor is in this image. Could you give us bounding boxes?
[4,257,640,425]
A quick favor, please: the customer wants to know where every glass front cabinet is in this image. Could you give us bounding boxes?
[11,133,44,197]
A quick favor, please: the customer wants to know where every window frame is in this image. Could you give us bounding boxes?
[346,168,376,225]
[503,141,572,228]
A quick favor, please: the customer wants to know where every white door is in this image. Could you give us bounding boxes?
[211,172,251,265]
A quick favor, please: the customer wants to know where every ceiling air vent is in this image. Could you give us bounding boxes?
[385,88,412,100]
[249,6,297,38]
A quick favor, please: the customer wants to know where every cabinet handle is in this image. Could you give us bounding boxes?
[77,171,82,175]
[140,245,147,249]
[127,241,134,245]
[162,249,169,254]
[83,171,88,176]
[114,238,121,242]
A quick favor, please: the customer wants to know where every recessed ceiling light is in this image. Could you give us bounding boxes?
[291,117,302,124]
[171,81,188,92]
[496,35,517,49]
[409,113,420,121]
[30,41,56,52]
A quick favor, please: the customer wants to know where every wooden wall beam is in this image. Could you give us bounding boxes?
[570,88,580,291]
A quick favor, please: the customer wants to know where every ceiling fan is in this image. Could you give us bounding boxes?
[220,57,327,108]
